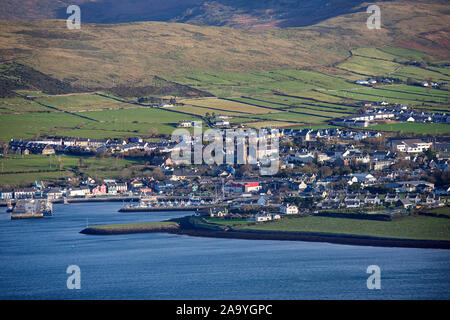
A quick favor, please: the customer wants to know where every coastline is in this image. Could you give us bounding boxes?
[80,222,179,235]
[80,223,450,249]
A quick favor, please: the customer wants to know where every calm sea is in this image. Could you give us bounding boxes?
[0,202,449,299]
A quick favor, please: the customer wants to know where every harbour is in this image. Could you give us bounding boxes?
[0,202,449,300]
[118,196,219,212]
[8,199,53,219]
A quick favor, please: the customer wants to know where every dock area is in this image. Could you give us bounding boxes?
[10,199,52,219]
[118,196,221,212]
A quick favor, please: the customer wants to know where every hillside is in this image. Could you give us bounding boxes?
[3,1,449,31]
[0,0,386,28]
[0,0,449,89]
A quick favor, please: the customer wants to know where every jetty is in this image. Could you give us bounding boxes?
[118,196,218,212]
[10,199,53,219]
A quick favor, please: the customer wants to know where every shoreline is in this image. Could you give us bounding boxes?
[80,224,450,249]
[81,223,179,235]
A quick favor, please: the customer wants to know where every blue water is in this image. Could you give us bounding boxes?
[0,202,449,299]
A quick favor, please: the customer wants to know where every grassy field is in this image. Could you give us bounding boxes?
[181,98,275,114]
[421,207,450,217]
[0,94,204,140]
[236,215,450,241]
[35,94,139,112]
[0,154,141,188]
[0,170,74,187]
[338,55,402,76]
[0,97,49,114]
[0,12,449,140]
[370,123,450,134]
[90,221,178,230]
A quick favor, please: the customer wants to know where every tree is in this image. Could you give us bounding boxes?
[151,167,165,181]
[318,166,332,179]
[349,183,361,192]
[423,148,436,160]
[406,77,416,85]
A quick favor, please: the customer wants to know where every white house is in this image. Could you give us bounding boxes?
[249,213,273,222]
[215,120,230,127]
[390,139,432,153]
[280,204,299,214]
[178,120,193,128]
[69,187,90,197]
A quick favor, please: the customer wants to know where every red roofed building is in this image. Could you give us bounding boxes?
[231,182,261,193]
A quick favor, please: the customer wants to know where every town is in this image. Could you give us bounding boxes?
[2,102,449,221]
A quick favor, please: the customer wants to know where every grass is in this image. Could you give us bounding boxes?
[35,94,139,112]
[320,87,449,107]
[180,98,275,114]
[261,111,332,123]
[0,17,448,144]
[91,221,178,230]
[421,207,450,217]
[0,100,204,140]
[392,66,450,83]
[352,47,398,61]
[338,55,401,76]
[170,105,236,117]
[0,154,138,173]
[0,97,49,114]
[369,123,450,134]
[244,120,297,129]
[0,154,141,188]
[236,215,450,241]
[0,170,74,187]
[204,218,250,226]
[79,107,200,123]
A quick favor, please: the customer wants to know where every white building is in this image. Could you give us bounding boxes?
[178,120,193,128]
[390,139,432,153]
[69,187,90,197]
[249,213,273,222]
[215,120,230,127]
[280,204,299,214]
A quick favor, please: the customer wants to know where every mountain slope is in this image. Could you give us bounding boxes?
[0,0,448,89]
[5,0,448,29]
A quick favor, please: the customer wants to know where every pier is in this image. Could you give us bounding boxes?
[10,199,52,219]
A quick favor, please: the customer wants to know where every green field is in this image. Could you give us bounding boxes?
[0,94,204,141]
[0,154,141,188]
[237,215,450,241]
[370,123,450,134]
[421,207,450,217]
[0,170,74,187]
[35,94,139,112]
[0,97,49,114]
[0,40,449,141]
[91,221,178,230]
[338,55,402,76]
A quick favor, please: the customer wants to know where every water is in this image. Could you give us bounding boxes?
[0,202,449,299]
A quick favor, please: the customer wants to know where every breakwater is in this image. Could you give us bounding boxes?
[80,219,450,249]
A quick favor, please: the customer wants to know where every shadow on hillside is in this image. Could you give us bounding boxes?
[54,0,370,28]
